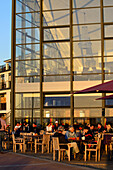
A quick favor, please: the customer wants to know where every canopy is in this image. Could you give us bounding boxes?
[75,80,113,94]
[96,94,113,100]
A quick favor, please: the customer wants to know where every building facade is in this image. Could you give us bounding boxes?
[0,60,11,124]
[11,0,113,129]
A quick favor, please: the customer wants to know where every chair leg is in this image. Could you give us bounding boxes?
[95,150,97,162]
[35,144,37,153]
[98,149,100,161]
[61,151,63,161]
[53,150,55,160]
[85,146,87,161]
[58,151,61,161]
[88,151,91,160]
[47,143,49,153]
[42,144,44,154]
[31,143,32,151]
[74,152,76,159]
[105,144,107,154]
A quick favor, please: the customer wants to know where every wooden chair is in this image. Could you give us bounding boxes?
[84,138,101,162]
[2,134,12,149]
[12,134,26,153]
[110,142,113,159]
[52,137,68,161]
[35,134,50,153]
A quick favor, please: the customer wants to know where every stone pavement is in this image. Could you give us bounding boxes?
[0,152,95,170]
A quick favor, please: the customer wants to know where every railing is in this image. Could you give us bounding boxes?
[0,64,11,73]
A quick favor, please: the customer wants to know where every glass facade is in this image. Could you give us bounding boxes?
[12,0,113,128]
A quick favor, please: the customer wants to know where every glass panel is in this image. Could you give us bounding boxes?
[105,108,113,117]
[16,0,40,13]
[43,0,69,10]
[73,25,101,40]
[104,57,113,73]
[105,74,113,80]
[44,27,70,41]
[74,94,102,107]
[73,75,101,90]
[73,8,100,24]
[73,57,102,74]
[104,40,113,56]
[15,76,40,83]
[43,75,70,82]
[16,13,40,28]
[103,0,113,6]
[44,94,70,107]
[43,42,70,58]
[16,28,40,44]
[104,7,113,22]
[16,60,40,76]
[43,59,70,75]
[15,93,40,108]
[43,10,70,26]
[104,25,113,38]
[73,0,100,8]
[73,41,101,57]
[15,110,32,118]
[33,110,40,117]
[16,44,40,60]
[74,108,102,118]
[43,109,70,118]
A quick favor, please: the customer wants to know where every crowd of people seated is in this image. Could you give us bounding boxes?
[12,121,113,160]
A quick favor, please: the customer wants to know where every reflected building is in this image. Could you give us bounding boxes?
[11,0,113,129]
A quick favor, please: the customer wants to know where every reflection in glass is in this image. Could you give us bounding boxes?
[16,0,40,13]
[44,94,70,107]
[16,13,40,28]
[105,74,113,81]
[104,57,113,73]
[43,59,70,75]
[74,94,102,108]
[16,44,40,60]
[15,110,32,118]
[43,75,70,82]
[73,0,100,8]
[15,76,40,84]
[73,58,101,74]
[104,25,113,38]
[43,0,69,10]
[104,8,113,23]
[73,41,101,57]
[44,27,69,41]
[74,108,102,118]
[104,40,113,56]
[16,60,40,76]
[16,28,40,44]
[43,10,70,26]
[43,109,70,118]
[73,25,101,40]
[73,8,100,24]
[15,93,40,109]
[43,42,70,58]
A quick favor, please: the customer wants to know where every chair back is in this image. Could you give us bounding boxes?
[52,137,59,150]
[43,134,50,144]
[12,134,15,144]
[97,138,101,150]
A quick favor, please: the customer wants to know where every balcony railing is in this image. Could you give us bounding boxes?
[0,64,11,73]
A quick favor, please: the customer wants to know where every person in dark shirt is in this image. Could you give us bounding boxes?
[83,126,94,141]
[103,123,113,133]
[31,123,40,135]
[90,124,95,137]
[97,123,104,133]
[53,125,68,149]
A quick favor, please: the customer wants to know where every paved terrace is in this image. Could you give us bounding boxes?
[0,150,112,170]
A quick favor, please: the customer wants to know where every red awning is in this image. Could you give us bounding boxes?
[96,94,113,100]
[75,80,113,94]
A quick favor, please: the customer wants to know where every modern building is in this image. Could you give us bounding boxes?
[11,0,113,129]
[0,60,11,124]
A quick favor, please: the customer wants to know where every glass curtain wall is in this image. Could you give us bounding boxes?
[12,0,113,128]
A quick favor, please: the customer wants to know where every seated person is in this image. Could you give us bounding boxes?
[65,126,77,140]
[103,123,113,133]
[54,121,59,132]
[46,123,53,132]
[14,122,21,138]
[53,125,68,149]
[83,126,94,141]
[90,124,95,137]
[97,123,104,133]
[31,123,40,135]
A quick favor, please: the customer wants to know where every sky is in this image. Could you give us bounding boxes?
[0,0,12,65]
